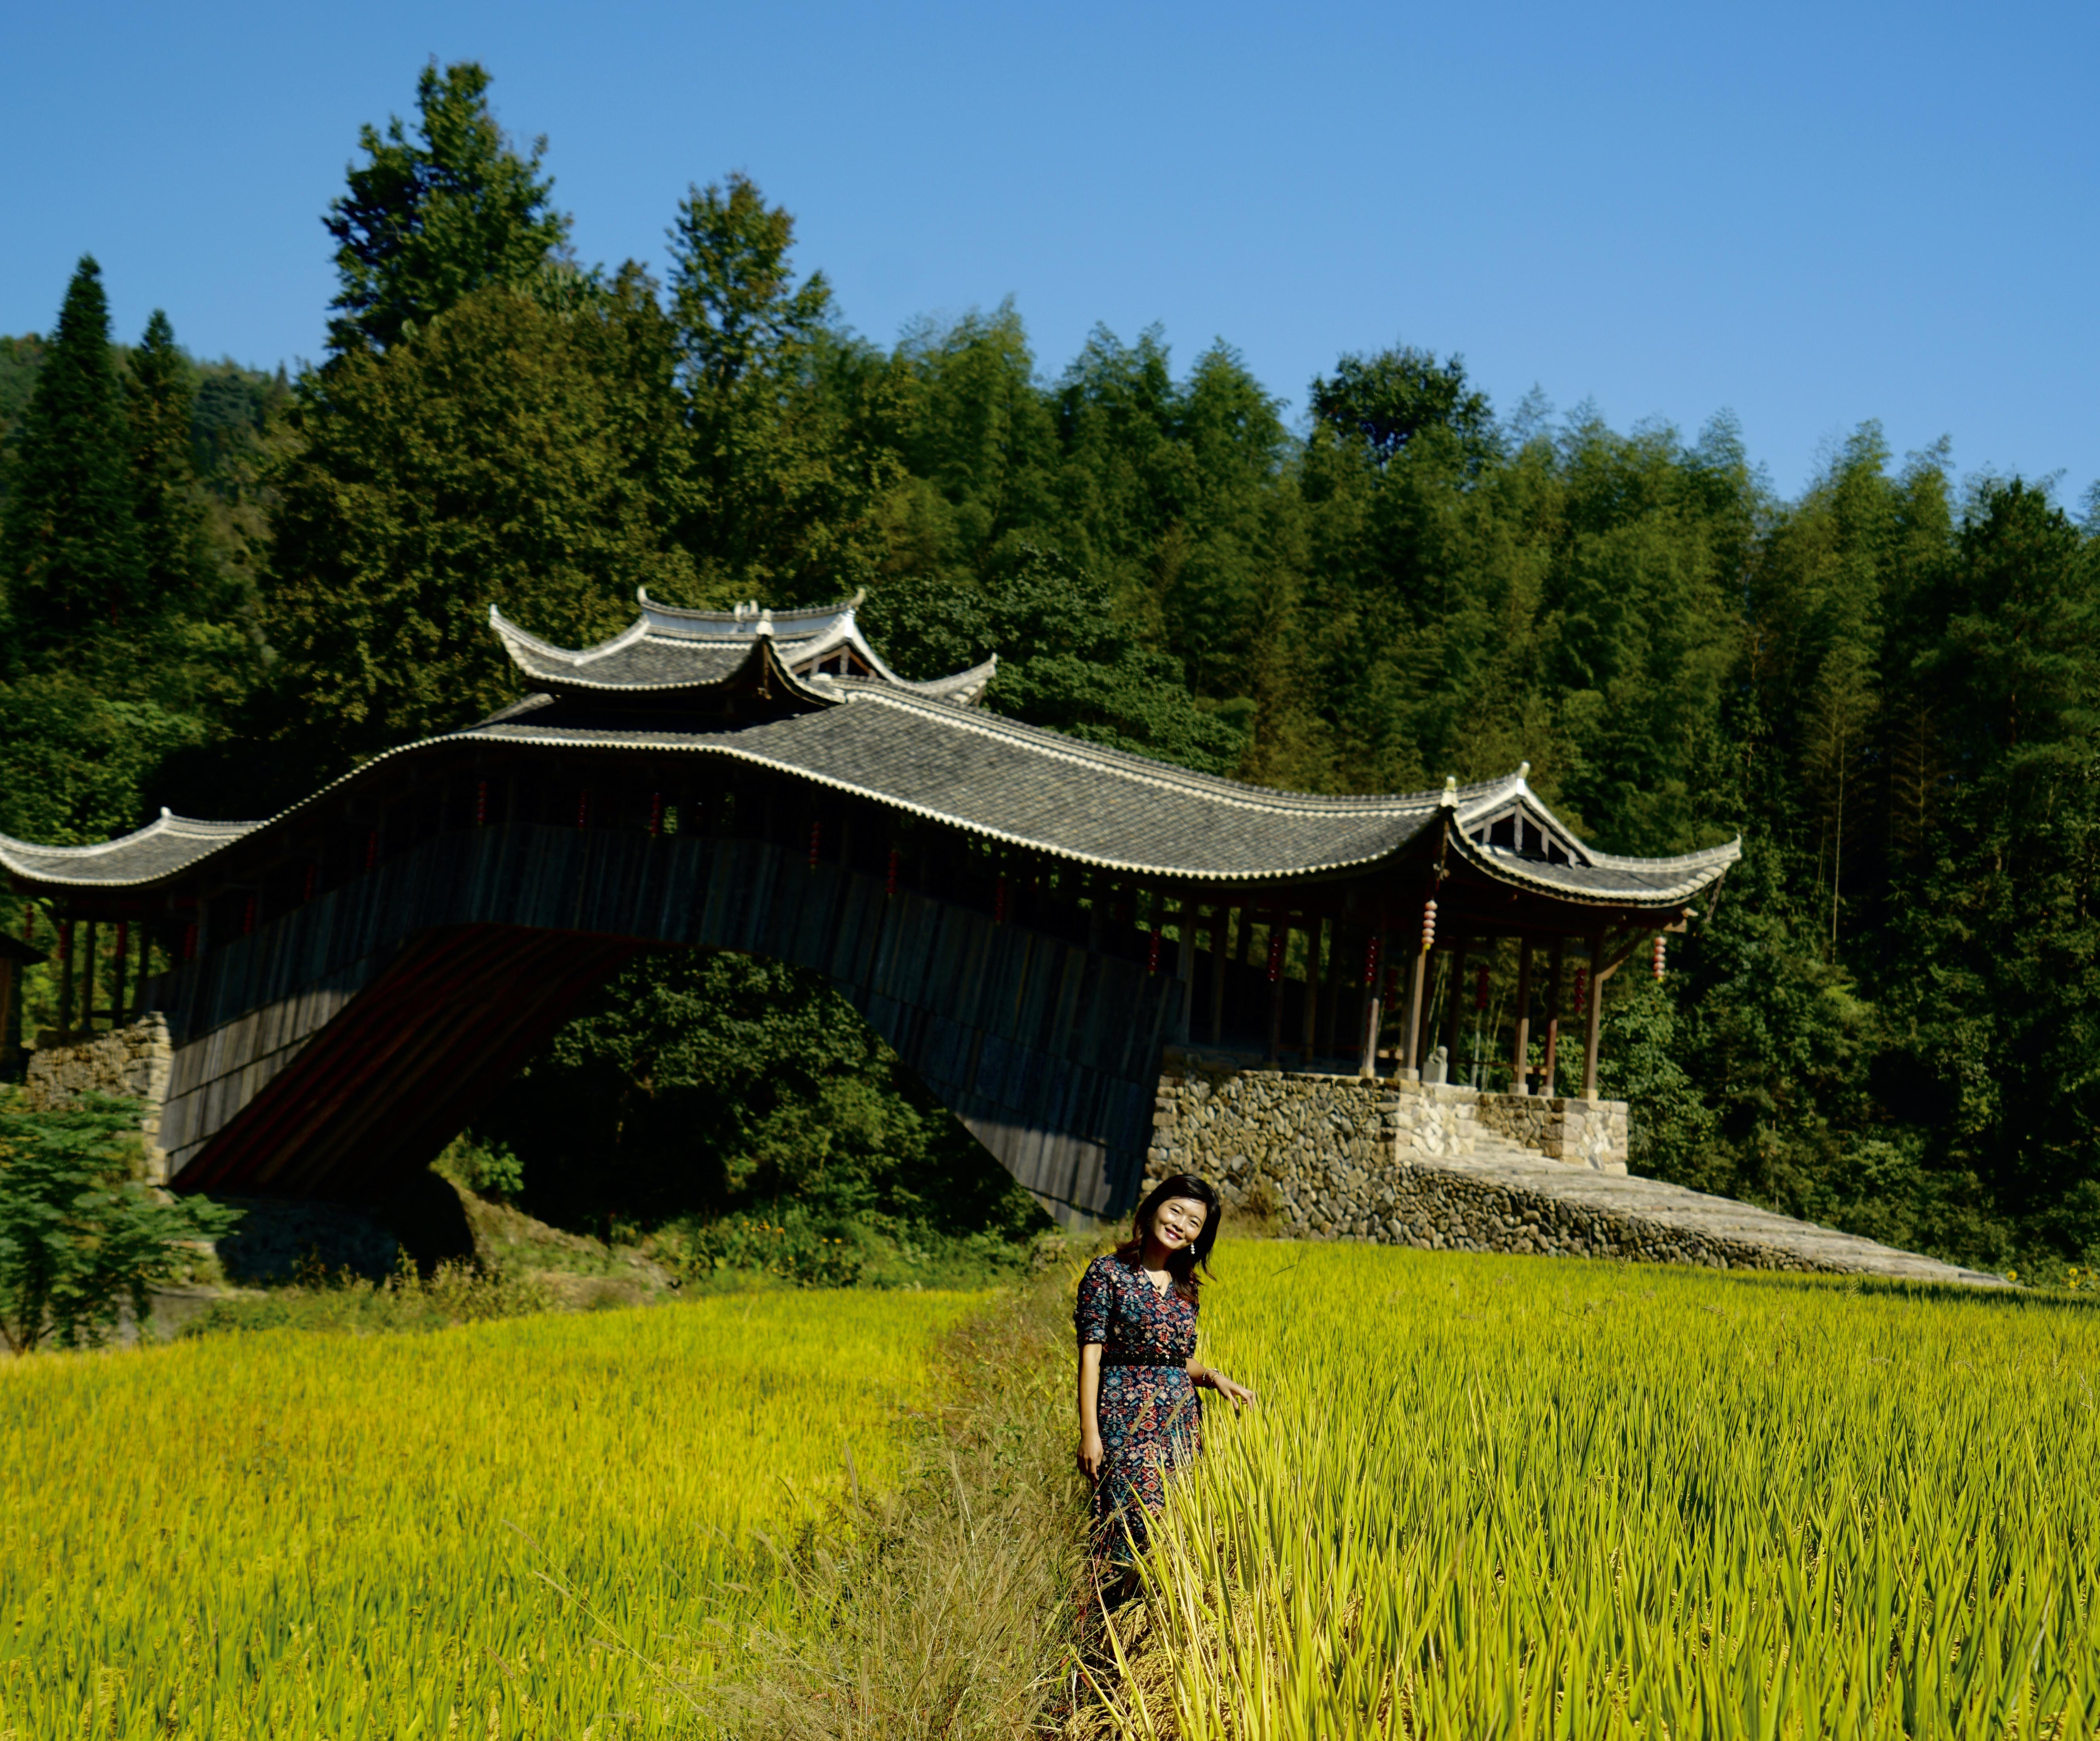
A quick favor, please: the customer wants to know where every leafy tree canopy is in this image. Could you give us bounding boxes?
[324,61,570,356]
[264,274,692,784]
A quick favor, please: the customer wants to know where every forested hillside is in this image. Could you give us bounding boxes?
[2,62,2093,1275]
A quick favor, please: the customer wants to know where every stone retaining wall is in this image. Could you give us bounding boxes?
[1147,1054,1628,1186]
[22,1016,176,1183]
[1273,1157,1841,1272]
[1140,1054,1833,1273]
[1472,1092,1628,1169]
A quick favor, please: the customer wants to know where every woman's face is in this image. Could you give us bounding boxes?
[1150,1195,1210,1255]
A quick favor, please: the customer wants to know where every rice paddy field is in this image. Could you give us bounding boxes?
[1114,1243,2100,1740]
[0,1289,982,1739]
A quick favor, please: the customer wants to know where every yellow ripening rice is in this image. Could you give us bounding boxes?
[0,1290,980,1739]
[1118,1243,2100,1740]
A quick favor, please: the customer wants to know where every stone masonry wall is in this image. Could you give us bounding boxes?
[1145,1053,1837,1274]
[1472,1092,1629,1169]
[22,1016,177,1184]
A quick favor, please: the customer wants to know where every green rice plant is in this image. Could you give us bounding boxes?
[0,1288,980,1737]
[1099,1244,2100,1739]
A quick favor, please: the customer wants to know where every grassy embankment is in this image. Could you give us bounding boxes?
[1088,1241,2100,1739]
[0,1288,987,1737]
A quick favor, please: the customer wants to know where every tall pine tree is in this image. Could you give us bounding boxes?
[127,310,209,607]
[1,257,143,661]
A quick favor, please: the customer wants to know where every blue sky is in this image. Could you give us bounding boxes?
[4,0,2093,500]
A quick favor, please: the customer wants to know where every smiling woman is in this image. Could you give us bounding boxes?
[1073,1172,1255,1582]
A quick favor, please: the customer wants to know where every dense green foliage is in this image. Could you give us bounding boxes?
[2,60,2094,1273]
[472,951,1046,1249]
[0,1090,238,1351]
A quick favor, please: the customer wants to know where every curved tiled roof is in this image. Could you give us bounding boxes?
[0,811,258,888]
[490,595,997,706]
[0,686,1737,901]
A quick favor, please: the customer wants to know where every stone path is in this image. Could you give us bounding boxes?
[1431,1130,2008,1288]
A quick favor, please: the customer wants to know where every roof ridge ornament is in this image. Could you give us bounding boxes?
[1517,761,1530,781]
[1441,776,1459,808]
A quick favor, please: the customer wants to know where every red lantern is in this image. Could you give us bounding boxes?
[1266,925,1285,983]
[1652,934,1667,981]
[1420,898,1438,952]
[1362,932,1381,987]
[575,789,591,830]
[648,792,663,837]
[181,923,197,963]
[476,780,490,828]
[1572,965,1589,1017]
[1149,929,1164,974]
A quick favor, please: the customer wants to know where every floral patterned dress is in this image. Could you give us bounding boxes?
[1075,1252,1202,1564]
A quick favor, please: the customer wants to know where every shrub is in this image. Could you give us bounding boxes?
[0,1089,240,1352]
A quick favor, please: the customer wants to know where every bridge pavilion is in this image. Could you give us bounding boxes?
[0,594,1737,1222]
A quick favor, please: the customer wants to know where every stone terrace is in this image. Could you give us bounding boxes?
[1149,1053,2006,1288]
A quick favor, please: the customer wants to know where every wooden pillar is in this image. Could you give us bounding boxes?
[1442,938,1468,1077]
[1175,897,1196,1044]
[1402,893,1432,1078]
[1400,937,1428,1080]
[1582,931,1605,1102]
[1236,902,1255,967]
[1208,906,1227,1045]
[57,917,74,1040]
[1541,940,1564,1097]
[112,921,129,1029]
[1322,922,1348,1056]
[84,919,101,1031]
[1357,923,1386,1078]
[1264,913,1287,1064]
[1300,914,1324,1064]
[1510,938,1534,1096]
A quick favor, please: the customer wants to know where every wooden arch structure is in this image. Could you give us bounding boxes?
[2,596,1737,1223]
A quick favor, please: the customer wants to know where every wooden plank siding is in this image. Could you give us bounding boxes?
[141,820,1177,1223]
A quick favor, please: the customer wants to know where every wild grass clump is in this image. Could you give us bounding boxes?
[177,1250,552,1337]
[1090,1241,2100,1739]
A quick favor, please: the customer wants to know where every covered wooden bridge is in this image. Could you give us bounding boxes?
[1,594,1737,1222]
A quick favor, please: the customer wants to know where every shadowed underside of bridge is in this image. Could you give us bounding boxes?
[155,827,1177,1221]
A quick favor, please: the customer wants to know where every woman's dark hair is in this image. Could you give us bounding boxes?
[1114,1173,1223,1305]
